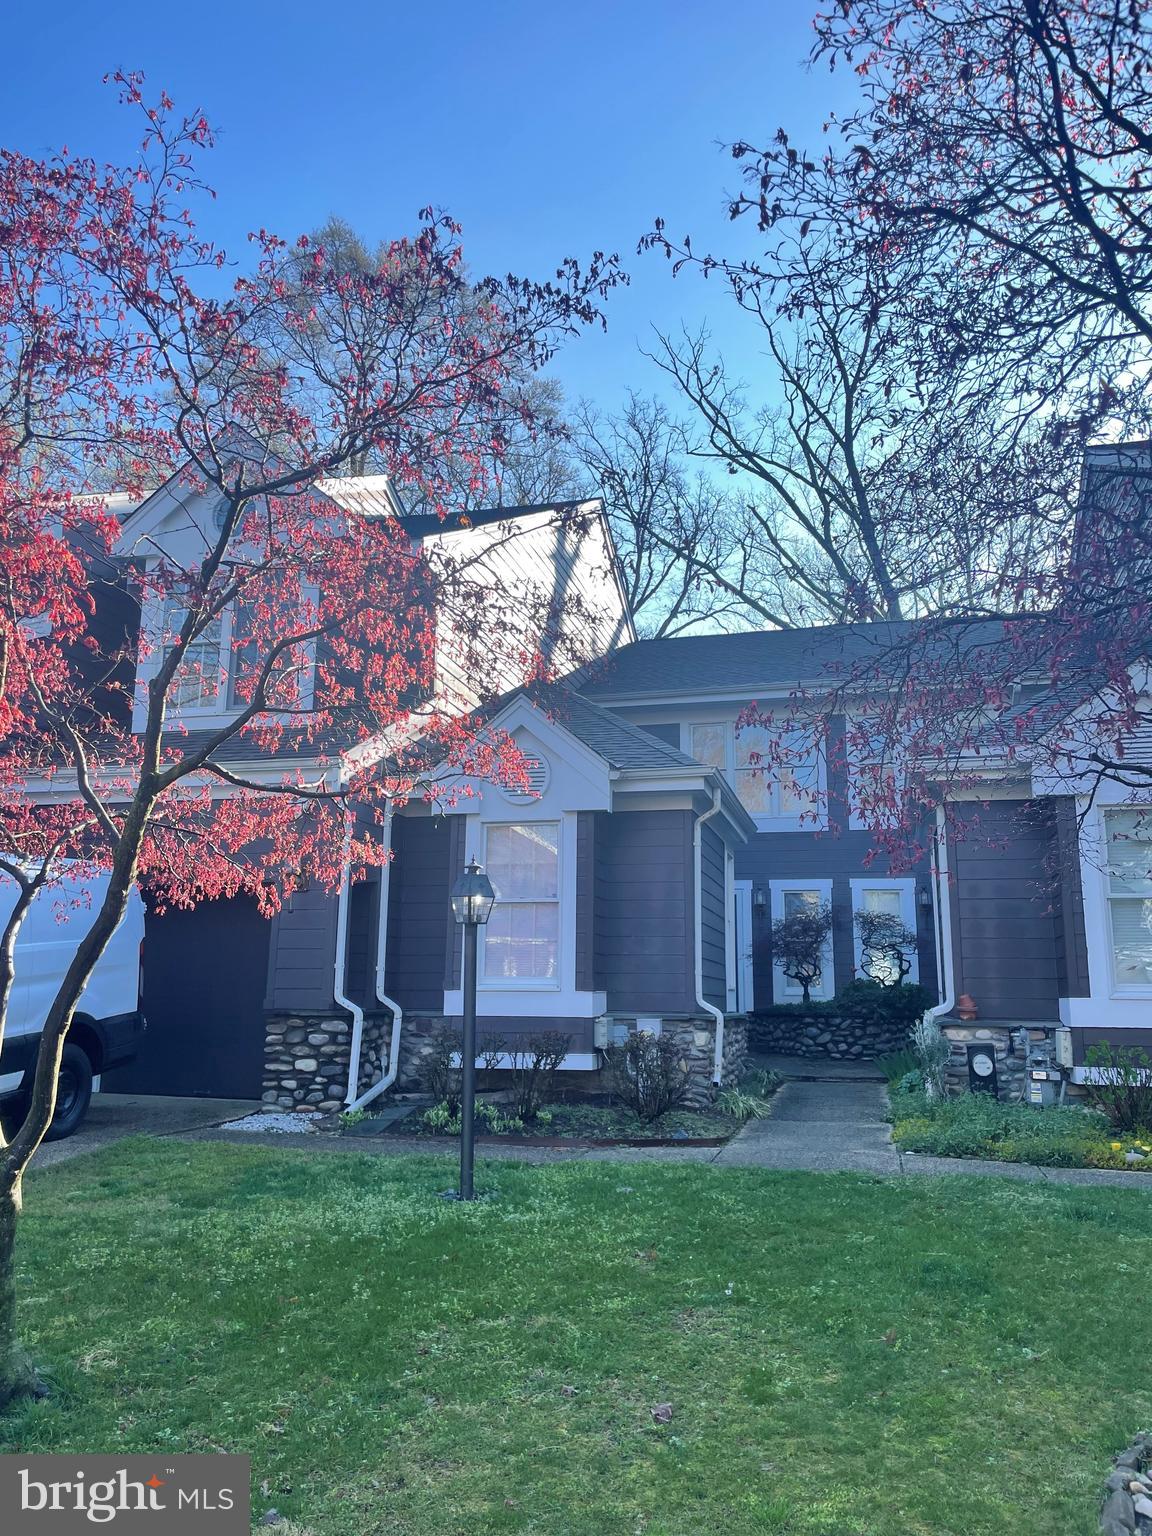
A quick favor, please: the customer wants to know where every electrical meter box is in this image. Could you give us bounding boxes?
[1054,1028,1074,1069]
[967,1044,998,1095]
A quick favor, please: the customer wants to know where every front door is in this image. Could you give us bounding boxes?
[733,881,754,1012]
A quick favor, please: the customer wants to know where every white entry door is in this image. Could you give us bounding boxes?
[733,881,754,1012]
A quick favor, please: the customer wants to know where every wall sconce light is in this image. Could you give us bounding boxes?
[917,884,932,910]
[753,887,767,915]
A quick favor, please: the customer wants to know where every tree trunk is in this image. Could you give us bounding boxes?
[0,1176,38,1409]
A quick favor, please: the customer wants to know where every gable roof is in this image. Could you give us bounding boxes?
[575,618,1014,701]
[528,685,705,772]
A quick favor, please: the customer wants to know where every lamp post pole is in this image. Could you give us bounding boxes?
[450,857,494,1203]
[459,917,479,1202]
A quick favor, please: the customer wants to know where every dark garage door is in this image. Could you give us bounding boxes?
[106,894,269,1099]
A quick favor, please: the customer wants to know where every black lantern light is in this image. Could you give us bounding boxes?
[451,858,496,927]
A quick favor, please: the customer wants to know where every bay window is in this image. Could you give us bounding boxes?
[1105,810,1152,990]
[482,822,561,983]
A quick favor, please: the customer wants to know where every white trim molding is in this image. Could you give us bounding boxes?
[848,876,920,984]
[769,878,834,1002]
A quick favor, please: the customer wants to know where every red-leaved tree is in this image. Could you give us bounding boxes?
[0,74,622,1404]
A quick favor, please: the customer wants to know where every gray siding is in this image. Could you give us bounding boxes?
[1052,796,1091,998]
[384,814,454,1010]
[264,884,339,1013]
[733,717,937,1005]
[594,809,697,1014]
[949,800,1061,1021]
[700,823,727,1009]
[575,812,596,991]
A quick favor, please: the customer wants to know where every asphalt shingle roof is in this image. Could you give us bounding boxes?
[576,619,1014,699]
[528,686,704,772]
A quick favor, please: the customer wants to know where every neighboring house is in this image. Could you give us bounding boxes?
[89,444,1152,1109]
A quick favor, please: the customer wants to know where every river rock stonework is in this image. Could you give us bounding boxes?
[395,1012,747,1107]
[262,1012,394,1112]
[751,1010,912,1060]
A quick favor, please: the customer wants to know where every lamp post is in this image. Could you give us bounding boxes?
[450,857,496,1200]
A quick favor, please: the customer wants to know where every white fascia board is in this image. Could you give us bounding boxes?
[613,768,755,842]
[425,694,613,787]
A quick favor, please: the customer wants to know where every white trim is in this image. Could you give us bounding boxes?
[724,851,738,1012]
[848,876,919,983]
[452,1050,599,1073]
[679,718,826,832]
[733,879,755,1012]
[769,879,834,1001]
[480,817,563,989]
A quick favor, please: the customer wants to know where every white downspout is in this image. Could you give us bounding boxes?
[333,803,366,1104]
[928,804,956,1020]
[694,785,727,1085]
[343,801,404,1111]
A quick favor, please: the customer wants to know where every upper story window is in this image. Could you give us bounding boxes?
[687,719,821,825]
[1105,809,1152,990]
[482,822,560,983]
[161,599,230,712]
[846,717,909,830]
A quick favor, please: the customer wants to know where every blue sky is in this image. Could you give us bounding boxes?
[6,1,859,417]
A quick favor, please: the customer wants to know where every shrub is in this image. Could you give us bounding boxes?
[605,1031,691,1122]
[891,1090,1114,1167]
[715,1087,774,1120]
[740,1066,783,1098]
[421,1099,525,1136]
[422,1031,503,1113]
[769,903,833,1003]
[1083,1042,1152,1131]
[502,1030,571,1121]
[876,1047,920,1085]
[912,1013,950,1098]
[854,908,918,985]
[834,979,936,1026]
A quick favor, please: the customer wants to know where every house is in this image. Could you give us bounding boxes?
[95,446,1152,1109]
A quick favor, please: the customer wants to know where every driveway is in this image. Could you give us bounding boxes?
[28,1092,259,1170]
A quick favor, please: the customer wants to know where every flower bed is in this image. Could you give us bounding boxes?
[890,1088,1152,1170]
[366,1100,745,1145]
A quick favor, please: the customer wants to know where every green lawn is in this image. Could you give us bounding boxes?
[891,1088,1152,1170]
[4,1139,1150,1535]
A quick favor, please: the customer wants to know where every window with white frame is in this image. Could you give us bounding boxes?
[1105,809,1152,990]
[160,599,229,711]
[482,822,561,983]
[849,877,919,983]
[846,717,908,830]
[687,719,822,824]
[769,880,834,1000]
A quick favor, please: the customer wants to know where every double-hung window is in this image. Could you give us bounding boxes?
[482,822,561,983]
[688,720,822,825]
[1105,810,1152,990]
[161,599,228,711]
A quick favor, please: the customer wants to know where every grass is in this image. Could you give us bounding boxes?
[4,1139,1152,1534]
[891,1088,1152,1170]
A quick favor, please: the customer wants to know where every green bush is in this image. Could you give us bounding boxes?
[889,1089,1145,1169]
[875,1048,920,1085]
[753,980,935,1028]
[421,1099,525,1137]
[1083,1042,1152,1131]
[604,1031,691,1122]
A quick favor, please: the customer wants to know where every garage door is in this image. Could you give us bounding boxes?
[106,894,269,1099]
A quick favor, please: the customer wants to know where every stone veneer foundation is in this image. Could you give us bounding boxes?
[262,1011,392,1112]
[750,1010,913,1061]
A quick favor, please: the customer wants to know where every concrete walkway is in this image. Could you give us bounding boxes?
[181,1076,1152,1188]
[28,1092,260,1171]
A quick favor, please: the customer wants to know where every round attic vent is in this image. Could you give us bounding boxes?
[504,756,549,803]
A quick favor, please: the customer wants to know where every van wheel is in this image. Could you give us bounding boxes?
[43,1044,94,1141]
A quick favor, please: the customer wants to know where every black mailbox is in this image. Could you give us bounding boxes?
[967,1044,998,1095]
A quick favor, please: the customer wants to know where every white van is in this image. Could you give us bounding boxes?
[0,870,146,1139]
